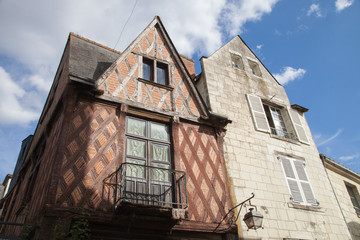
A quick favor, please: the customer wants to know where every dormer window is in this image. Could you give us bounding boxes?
[142,57,169,85]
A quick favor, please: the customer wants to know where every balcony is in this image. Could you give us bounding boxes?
[103,163,187,210]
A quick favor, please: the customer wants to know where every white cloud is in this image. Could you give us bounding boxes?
[335,0,354,12]
[256,44,263,50]
[316,128,344,147]
[0,67,40,125]
[273,67,306,85]
[0,0,280,67]
[307,4,323,17]
[0,0,280,126]
[222,0,279,35]
[339,153,360,162]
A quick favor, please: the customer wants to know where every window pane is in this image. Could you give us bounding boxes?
[143,62,151,80]
[150,123,169,141]
[151,144,169,162]
[126,138,146,158]
[269,106,288,138]
[151,162,170,182]
[126,158,145,178]
[127,118,146,136]
[156,65,166,85]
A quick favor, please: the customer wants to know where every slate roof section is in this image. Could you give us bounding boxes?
[69,33,121,84]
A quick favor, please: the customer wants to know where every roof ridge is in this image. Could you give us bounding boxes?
[69,32,121,55]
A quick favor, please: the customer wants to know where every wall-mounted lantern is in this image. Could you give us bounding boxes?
[243,207,263,230]
[213,193,264,232]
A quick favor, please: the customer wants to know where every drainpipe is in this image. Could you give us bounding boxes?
[320,154,354,240]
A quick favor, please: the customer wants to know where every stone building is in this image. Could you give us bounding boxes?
[0,17,235,239]
[195,36,354,239]
[321,154,360,239]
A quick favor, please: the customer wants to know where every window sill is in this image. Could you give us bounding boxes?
[287,202,323,212]
[138,78,174,91]
[269,134,300,144]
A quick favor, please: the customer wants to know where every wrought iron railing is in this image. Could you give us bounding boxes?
[103,163,187,209]
[270,127,291,139]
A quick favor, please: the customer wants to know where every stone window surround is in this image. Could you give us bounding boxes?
[229,50,245,70]
[247,57,262,77]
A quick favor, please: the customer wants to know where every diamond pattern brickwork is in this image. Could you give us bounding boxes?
[178,122,230,223]
[55,101,120,210]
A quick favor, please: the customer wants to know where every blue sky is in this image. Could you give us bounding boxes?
[0,0,359,181]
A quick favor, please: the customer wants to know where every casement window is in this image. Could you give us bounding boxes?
[263,104,290,139]
[345,183,360,215]
[142,57,169,85]
[124,116,172,204]
[231,53,244,70]
[248,59,261,77]
[279,156,317,206]
[246,94,309,143]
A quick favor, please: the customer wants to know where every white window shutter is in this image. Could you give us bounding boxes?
[246,94,270,132]
[294,160,317,205]
[301,182,317,205]
[280,156,304,203]
[288,179,303,203]
[293,161,308,181]
[280,156,318,205]
[281,156,296,179]
[287,108,309,144]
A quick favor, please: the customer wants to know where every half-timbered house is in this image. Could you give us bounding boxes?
[0,16,235,240]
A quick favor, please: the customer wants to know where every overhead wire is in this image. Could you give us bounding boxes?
[113,0,138,50]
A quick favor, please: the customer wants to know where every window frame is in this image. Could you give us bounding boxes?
[124,116,173,205]
[263,104,291,139]
[124,116,172,179]
[345,183,360,216]
[279,155,318,206]
[141,56,169,86]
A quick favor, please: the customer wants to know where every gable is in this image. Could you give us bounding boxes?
[96,17,205,119]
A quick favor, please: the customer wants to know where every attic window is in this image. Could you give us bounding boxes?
[142,57,169,85]
[231,53,244,70]
[248,59,261,77]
